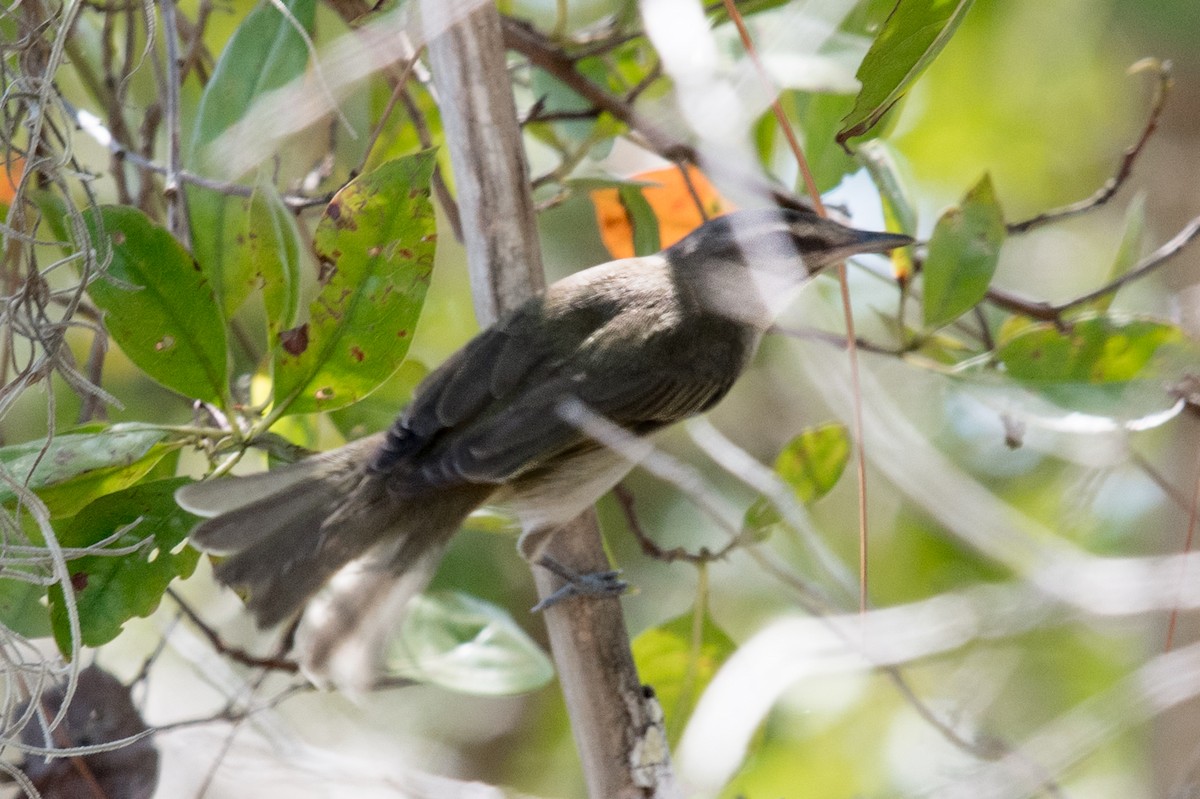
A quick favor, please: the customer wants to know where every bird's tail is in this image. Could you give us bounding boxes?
[175,436,493,686]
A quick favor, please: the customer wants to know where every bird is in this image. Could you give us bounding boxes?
[175,207,911,685]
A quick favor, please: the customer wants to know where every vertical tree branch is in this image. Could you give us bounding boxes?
[419,2,677,796]
[158,0,191,247]
[421,1,543,319]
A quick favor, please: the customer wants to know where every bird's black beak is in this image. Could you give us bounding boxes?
[811,227,913,270]
[848,229,914,254]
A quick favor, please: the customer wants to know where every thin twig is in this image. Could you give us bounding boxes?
[63,99,332,209]
[1055,214,1200,313]
[501,13,813,214]
[982,214,1200,323]
[355,51,423,177]
[1007,60,1172,235]
[771,324,907,356]
[167,588,300,673]
[613,484,743,565]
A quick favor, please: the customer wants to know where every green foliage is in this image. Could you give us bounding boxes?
[995,316,1196,416]
[0,425,173,518]
[858,139,918,236]
[839,0,977,145]
[761,92,859,193]
[272,152,438,415]
[921,173,1006,328]
[858,139,918,278]
[83,207,229,405]
[187,0,317,316]
[744,423,852,536]
[632,602,736,742]
[241,181,306,338]
[4,0,1194,794]
[618,183,662,257]
[999,317,1185,384]
[47,478,200,654]
[0,573,52,639]
[385,591,554,694]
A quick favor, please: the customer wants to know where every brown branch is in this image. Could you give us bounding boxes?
[502,16,690,161]
[981,213,1200,323]
[422,4,676,796]
[1007,60,1172,235]
[1054,214,1200,312]
[167,588,300,673]
[613,484,742,565]
[158,0,191,247]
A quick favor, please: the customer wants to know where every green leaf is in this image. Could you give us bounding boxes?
[837,0,976,146]
[744,423,852,534]
[922,173,1005,329]
[187,0,316,315]
[998,317,1187,384]
[0,426,172,517]
[858,139,918,280]
[273,152,438,414]
[618,183,661,257]
[84,206,229,404]
[995,316,1198,418]
[760,92,858,194]
[632,606,736,742]
[385,591,553,694]
[774,423,852,503]
[247,182,305,335]
[0,577,52,638]
[48,478,201,653]
[327,358,428,441]
[858,139,918,236]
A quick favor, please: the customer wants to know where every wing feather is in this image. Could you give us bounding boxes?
[380,266,754,491]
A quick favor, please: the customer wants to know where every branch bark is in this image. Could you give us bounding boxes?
[419,2,677,796]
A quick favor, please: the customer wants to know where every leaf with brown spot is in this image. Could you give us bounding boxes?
[272,152,437,415]
[83,207,229,405]
[280,323,309,356]
[47,478,200,653]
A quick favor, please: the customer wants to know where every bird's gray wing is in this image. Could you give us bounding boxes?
[382,305,749,491]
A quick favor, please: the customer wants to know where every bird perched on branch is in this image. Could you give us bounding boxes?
[176,207,911,686]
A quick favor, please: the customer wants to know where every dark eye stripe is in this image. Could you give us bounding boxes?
[787,234,827,251]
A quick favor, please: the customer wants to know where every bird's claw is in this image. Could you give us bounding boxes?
[532,555,628,612]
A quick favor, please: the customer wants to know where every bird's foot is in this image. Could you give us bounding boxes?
[531,555,628,612]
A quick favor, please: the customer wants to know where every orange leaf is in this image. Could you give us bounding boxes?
[591,165,735,259]
[0,156,24,205]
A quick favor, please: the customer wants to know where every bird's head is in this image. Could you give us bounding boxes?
[665,207,913,326]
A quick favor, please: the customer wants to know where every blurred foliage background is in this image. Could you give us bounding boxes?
[1,0,1199,797]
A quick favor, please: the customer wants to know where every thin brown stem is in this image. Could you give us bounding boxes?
[1055,214,1200,313]
[613,484,743,565]
[167,588,300,673]
[771,324,907,356]
[1008,60,1172,235]
[718,0,871,612]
